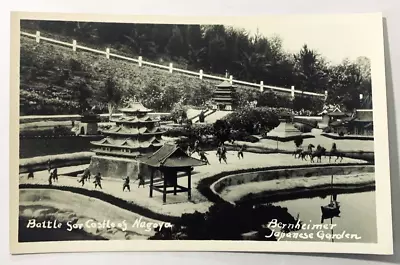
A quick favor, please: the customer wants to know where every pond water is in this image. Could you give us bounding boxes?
[19,137,94,158]
[273,191,377,243]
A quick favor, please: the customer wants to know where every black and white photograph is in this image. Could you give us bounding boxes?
[9,12,393,255]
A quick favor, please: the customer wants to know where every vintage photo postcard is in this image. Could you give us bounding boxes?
[10,12,393,255]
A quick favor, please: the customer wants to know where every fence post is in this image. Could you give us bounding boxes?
[138,56,142,67]
[106,48,110,59]
[35,31,40,43]
[169,63,173,73]
[72,40,77,52]
[199,69,203,80]
[291,85,295,99]
[260,81,264,92]
[229,75,233,84]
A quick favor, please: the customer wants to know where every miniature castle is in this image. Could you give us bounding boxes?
[89,100,164,179]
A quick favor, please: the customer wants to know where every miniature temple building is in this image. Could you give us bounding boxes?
[76,109,101,136]
[137,143,206,203]
[330,109,374,136]
[89,100,165,179]
[212,80,236,111]
[350,109,373,136]
[322,110,349,126]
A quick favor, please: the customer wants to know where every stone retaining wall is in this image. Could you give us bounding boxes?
[89,155,162,180]
[211,165,375,194]
[19,152,93,174]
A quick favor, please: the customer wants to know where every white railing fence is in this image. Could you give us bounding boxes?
[21,31,328,100]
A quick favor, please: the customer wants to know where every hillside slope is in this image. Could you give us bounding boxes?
[20,36,222,115]
[19,35,322,116]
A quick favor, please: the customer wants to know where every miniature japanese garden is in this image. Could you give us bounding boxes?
[18,21,376,242]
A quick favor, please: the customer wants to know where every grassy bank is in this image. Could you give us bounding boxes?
[20,36,261,115]
[19,184,180,223]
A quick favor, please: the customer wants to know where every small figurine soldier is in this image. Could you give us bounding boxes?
[52,168,58,182]
[77,172,86,186]
[93,173,103,189]
[186,145,192,157]
[217,144,228,164]
[198,149,210,165]
[83,167,91,180]
[193,139,200,153]
[123,176,131,192]
[138,174,145,188]
[27,168,34,180]
[47,159,51,173]
[48,172,53,186]
[237,145,245,159]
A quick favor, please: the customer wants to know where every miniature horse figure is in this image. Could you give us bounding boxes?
[298,144,315,161]
[293,147,303,158]
[310,145,326,163]
[329,142,344,162]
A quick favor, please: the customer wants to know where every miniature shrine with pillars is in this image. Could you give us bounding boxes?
[137,143,206,203]
[89,100,165,179]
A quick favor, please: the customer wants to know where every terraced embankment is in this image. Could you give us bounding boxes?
[19,188,170,241]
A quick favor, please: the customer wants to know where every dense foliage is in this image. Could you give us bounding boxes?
[223,107,281,135]
[20,21,372,115]
[149,202,299,240]
[294,136,304,148]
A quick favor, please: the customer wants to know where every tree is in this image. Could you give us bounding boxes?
[124,24,158,58]
[326,59,368,111]
[149,202,300,240]
[293,45,328,93]
[213,119,231,144]
[294,136,303,147]
[166,25,187,58]
[74,80,92,114]
[139,81,165,111]
[101,77,122,120]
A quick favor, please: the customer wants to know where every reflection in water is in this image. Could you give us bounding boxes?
[274,191,377,243]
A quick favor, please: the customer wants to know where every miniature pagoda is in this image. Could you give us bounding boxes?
[89,100,165,179]
[75,108,101,136]
[212,80,236,111]
[266,111,303,140]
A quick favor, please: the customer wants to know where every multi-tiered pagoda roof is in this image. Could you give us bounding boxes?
[213,80,236,109]
[90,101,164,158]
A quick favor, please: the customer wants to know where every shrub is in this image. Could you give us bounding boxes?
[294,136,303,147]
[223,107,280,135]
[293,117,318,128]
[231,130,259,143]
[170,104,190,123]
[213,119,231,144]
[257,91,292,108]
[163,127,187,138]
[164,123,214,140]
[293,123,313,133]
[293,96,324,114]
[241,135,259,143]
[149,202,300,240]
